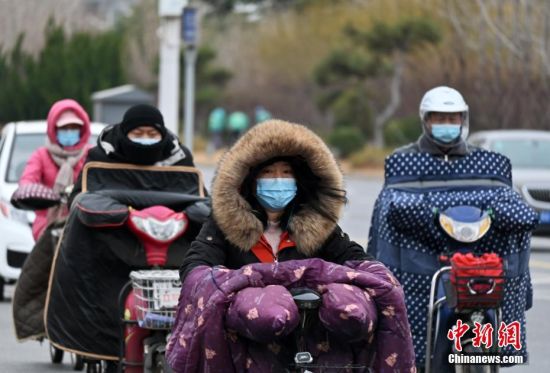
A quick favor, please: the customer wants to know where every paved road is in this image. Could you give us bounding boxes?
[1,166,548,371]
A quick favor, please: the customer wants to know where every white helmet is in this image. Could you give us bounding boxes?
[419,86,469,141]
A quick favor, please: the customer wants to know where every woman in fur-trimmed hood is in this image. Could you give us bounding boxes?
[179,119,370,280]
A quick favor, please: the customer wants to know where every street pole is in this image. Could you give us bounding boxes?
[182,6,198,153]
[157,0,187,135]
[184,47,196,152]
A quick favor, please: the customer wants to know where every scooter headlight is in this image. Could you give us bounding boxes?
[130,215,186,243]
[439,210,491,243]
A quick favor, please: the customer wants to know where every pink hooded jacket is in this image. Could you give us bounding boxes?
[19,99,92,240]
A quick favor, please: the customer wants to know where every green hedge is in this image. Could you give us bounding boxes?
[383,116,422,147]
[328,127,366,157]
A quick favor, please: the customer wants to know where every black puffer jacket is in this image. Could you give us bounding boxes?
[180,218,367,279]
[180,120,371,280]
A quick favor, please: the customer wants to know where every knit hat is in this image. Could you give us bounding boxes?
[119,104,165,134]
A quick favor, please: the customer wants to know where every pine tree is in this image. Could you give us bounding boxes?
[0,19,125,123]
[315,18,440,147]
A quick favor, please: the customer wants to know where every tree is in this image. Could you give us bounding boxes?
[0,19,125,123]
[437,0,550,130]
[201,0,312,14]
[314,48,382,138]
[315,17,441,147]
[118,0,159,88]
[0,34,36,121]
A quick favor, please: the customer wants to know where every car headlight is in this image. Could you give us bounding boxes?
[439,213,491,243]
[0,199,34,225]
[11,206,35,225]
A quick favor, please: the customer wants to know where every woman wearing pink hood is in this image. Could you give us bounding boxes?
[19,99,92,240]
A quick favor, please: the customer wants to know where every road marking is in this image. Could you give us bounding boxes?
[532,277,550,285]
[531,236,550,249]
[530,260,550,270]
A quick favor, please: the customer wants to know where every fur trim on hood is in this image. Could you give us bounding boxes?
[212,120,344,256]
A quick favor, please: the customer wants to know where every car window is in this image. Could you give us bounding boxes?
[6,134,45,183]
[6,133,98,183]
[491,139,550,169]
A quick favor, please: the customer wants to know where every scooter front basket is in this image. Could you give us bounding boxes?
[129,270,181,329]
[450,253,505,310]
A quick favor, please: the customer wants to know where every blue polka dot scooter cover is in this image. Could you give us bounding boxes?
[367,149,539,367]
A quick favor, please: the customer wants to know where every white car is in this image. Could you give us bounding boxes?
[469,130,550,235]
[0,121,104,299]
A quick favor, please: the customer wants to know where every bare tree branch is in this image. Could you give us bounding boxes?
[373,52,403,147]
[475,0,522,57]
[444,0,482,51]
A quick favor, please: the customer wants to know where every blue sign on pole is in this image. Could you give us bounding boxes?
[182,7,197,45]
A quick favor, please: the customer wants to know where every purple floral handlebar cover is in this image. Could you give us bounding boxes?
[167,258,416,372]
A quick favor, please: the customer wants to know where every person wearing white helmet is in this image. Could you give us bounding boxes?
[395,86,477,161]
[368,86,536,371]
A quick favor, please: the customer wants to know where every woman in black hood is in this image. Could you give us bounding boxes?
[69,104,197,202]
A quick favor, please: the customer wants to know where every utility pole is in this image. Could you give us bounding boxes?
[182,6,198,153]
[157,0,187,135]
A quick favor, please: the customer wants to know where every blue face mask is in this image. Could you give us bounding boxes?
[130,137,161,146]
[431,124,461,143]
[56,129,81,147]
[256,178,297,212]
